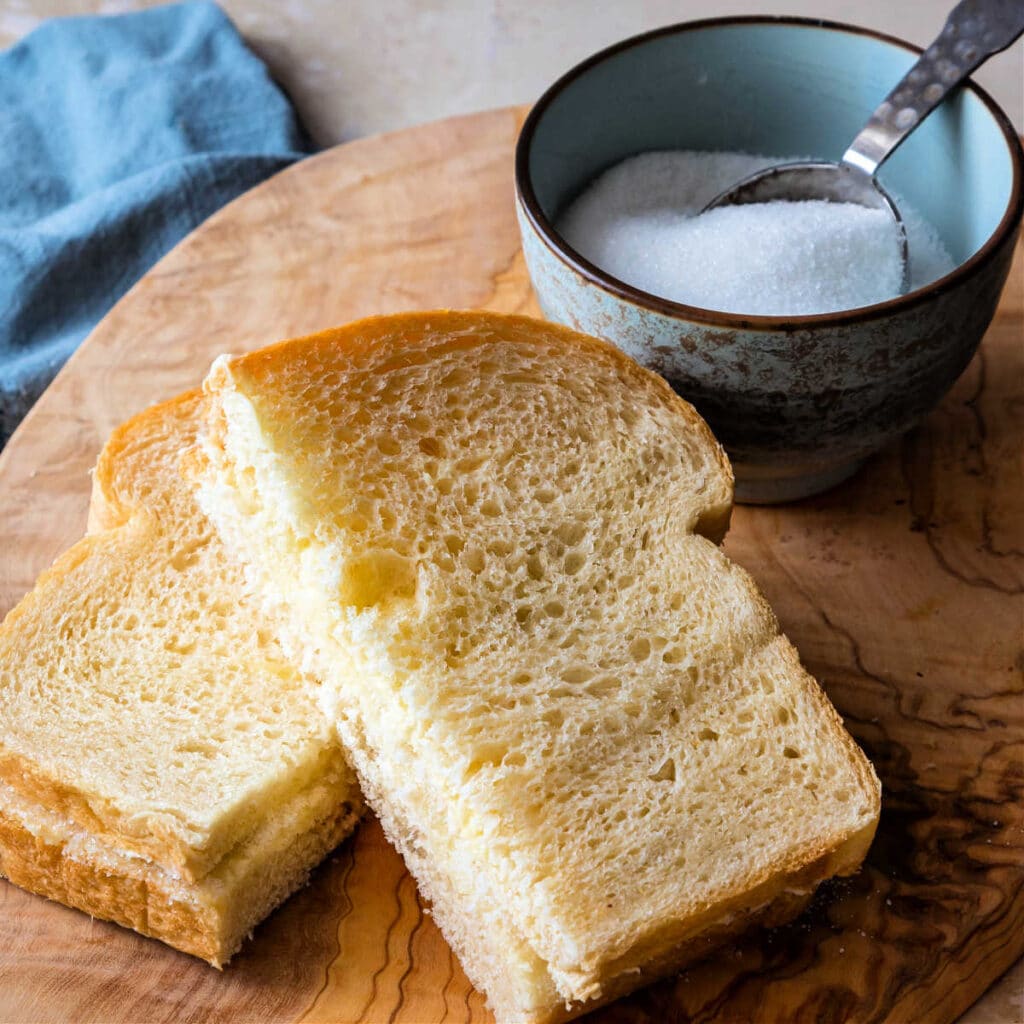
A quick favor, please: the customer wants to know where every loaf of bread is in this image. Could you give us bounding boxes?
[0,391,363,965]
[195,310,881,1022]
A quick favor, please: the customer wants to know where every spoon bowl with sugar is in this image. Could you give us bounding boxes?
[703,0,1024,291]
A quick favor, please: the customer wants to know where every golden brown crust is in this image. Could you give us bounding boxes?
[87,389,204,535]
[0,807,222,964]
[205,310,735,543]
[0,797,363,967]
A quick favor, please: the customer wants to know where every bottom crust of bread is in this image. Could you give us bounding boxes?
[540,814,879,1024]
[363,734,876,1024]
[0,781,362,966]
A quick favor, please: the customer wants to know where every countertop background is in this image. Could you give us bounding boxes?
[1,0,1021,146]
[2,2,1021,1022]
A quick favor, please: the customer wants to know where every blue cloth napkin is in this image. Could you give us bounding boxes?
[0,1,312,446]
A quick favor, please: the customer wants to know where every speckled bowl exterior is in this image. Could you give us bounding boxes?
[515,17,1023,503]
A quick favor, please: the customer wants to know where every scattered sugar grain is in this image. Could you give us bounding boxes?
[558,150,957,316]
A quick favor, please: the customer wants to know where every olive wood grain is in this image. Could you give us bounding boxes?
[0,107,1020,1024]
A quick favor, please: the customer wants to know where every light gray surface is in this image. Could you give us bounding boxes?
[248,0,1024,145]
[0,1,1020,146]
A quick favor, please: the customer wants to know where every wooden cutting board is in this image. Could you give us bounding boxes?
[1,106,1021,1024]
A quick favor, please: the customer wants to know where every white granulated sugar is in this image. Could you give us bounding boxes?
[557,150,957,316]
[575,199,904,316]
[899,204,959,290]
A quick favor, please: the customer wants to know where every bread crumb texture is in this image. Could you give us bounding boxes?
[199,311,880,1023]
[0,391,361,964]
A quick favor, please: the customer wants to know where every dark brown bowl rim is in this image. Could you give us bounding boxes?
[514,14,1024,331]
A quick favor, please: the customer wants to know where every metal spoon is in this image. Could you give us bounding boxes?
[703,0,1024,290]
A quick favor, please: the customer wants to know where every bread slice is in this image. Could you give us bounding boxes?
[194,310,881,1020]
[0,391,363,965]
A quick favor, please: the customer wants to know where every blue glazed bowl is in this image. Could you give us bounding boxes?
[515,16,1023,503]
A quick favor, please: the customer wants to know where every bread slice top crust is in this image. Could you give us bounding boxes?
[197,311,880,1012]
[0,391,355,882]
[202,311,734,547]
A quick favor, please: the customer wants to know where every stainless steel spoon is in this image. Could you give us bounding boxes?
[703,0,1024,289]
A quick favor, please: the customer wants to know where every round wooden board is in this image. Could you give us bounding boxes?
[0,107,1021,1024]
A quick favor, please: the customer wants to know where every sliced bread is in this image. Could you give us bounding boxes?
[0,391,363,965]
[194,310,881,1019]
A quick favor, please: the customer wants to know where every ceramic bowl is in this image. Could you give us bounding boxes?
[515,16,1023,503]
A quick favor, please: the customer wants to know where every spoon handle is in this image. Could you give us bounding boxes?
[842,0,1024,177]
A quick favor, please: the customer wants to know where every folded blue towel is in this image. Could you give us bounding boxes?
[0,1,312,446]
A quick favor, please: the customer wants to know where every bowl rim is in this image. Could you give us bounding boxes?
[514,14,1024,330]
